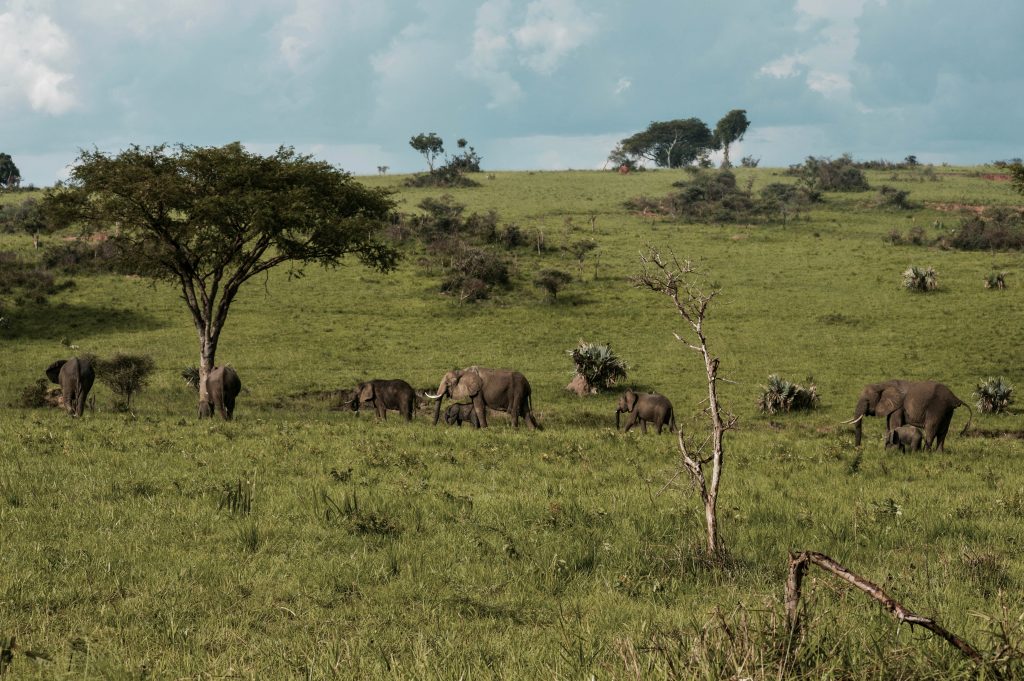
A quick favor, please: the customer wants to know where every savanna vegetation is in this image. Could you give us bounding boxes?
[2,158,1024,678]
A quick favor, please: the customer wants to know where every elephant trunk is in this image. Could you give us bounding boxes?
[615,409,621,430]
[852,398,868,446]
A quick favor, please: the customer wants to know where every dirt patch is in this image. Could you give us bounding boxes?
[980,173,1011,181]
[927,202,987,214]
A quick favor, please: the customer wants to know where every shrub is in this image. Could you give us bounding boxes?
[947,209,1024,251]
[567,341,627,394]
[874,185,913,209]
[95,353,156,411]
[17,378,55,408]
[440,246,510,303]
[41,239,122,274]
[787,155,870,192]
[886,225,928,246]
[985,271,1008,290]
[902,265,938,292]
[975,377,1014,414]
[739,156,760,168]
[533,269,573,301]
[756,374,820,414]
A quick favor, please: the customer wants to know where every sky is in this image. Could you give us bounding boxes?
[2,0,1023,185]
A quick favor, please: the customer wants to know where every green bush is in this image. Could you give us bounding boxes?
[95,353,156,411]
[902,265,938,292]
[985,271,1008,290]
[567,341,628,393]
[975,377,1014,414]
[786,155,870,192]
[757,374,820,414]
[533,269,573,302]
[947,209,1024,251]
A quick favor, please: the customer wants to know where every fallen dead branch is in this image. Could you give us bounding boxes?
[786,550,991,674]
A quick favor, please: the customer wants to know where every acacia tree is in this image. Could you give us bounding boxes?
[615,118,715,169]
[409,133,445,172]
[0,153,20,189]
[713,109,750,168]
[42,143,398,411]
[633,247,736,558]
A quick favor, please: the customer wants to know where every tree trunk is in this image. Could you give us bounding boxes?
[721,143,731,168]
[197,332,218,412]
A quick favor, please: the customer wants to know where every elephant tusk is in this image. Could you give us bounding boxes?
[840,415,864,425]
[424,392,443,400]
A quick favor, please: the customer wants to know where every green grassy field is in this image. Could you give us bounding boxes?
[3,166,1024,678]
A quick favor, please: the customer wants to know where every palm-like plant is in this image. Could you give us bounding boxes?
[757,374,820,414]
[567,341,628,394]
[975,377,1014,414]
[902,265,938,292]
[984,271,1007,290]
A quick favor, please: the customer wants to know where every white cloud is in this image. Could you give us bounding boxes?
[759,0,880,101]
[274,0,391,72]
[0,4,77,114]
[462,0,599,108]
[613,77,631,95]
[513,0,598,75]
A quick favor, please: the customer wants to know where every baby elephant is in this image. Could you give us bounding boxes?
[616,388,676,434]
[350,379,415,421]
[200,366,242,420]
[444,402,481,428]
[886,425,924,452]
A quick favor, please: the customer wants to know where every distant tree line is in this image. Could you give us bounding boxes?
[609,109,750,170]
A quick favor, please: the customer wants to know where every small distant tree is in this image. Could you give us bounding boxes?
[1010,161,1024,196]
[568,239,597,280]
[713,109,750,168]
[534,269,573,301]
[0,198,54,248]
[95,353,155,411]
[42,143,398,412]
[616,118,715,169]
[409,133,444,172]
[633,248,736,559]
[567,340,628,395]
[0,153,20,189]
[740,155,760,168]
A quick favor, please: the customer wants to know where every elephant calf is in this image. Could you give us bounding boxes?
[444,403,480,428]
[886,425,924,453]
[616,388,676,434]
[350,379,415,421]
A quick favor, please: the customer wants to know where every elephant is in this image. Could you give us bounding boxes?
[615,388,676,434]
[886,425,924,453]
[426,367,540,429]
[349,379,415,421]
[845,379,972,451]
[444,402,481,427]
[45,356,95,417]
[199,366,241,420]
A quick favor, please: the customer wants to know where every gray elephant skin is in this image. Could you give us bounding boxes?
[426,367,540,429]
[444,402,481,427]
[886,425,924,452]
[46,357,95,417]
[616,388,676,434]
[847,379,971,451]
[200,366,241,420]
[350,379,415,421]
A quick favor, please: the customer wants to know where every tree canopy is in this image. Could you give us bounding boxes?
[409,133,445,172]
[615,118,715,169]
[713,109,750,168]
[0,153,20,189]
[42,142,399,409]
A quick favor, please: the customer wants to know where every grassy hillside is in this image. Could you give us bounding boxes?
[2,166,1024,678]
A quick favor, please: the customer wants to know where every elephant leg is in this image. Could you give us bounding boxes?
[510,395,521,428]
[473,398,487,428]
[640,419,648,434]
[623,413,636,432]
[224,395,236,420]
[933,413,953,452]
[403,398,413,421]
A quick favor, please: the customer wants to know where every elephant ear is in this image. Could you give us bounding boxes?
[876,388,903,419]
[359,383,375,402]
[454,371,483,400]
[626,390,638,411]
[46,360,66,384]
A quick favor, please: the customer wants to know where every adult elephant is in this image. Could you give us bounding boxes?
[199,366,241,420]
[845,379,971,451]
[350,379,415,421]
[426,367,540,429]
[45,356,95,417]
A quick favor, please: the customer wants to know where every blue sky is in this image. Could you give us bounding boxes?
[3,0,1022,185]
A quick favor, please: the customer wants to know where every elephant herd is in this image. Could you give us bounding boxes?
[43,356,973,449]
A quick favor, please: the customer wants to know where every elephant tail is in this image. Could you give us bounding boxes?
[527,393,543,431]
[669,410,677,434]
[958,401,974,436]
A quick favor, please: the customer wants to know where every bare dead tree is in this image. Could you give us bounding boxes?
[632,246,737,558]
[786,550,992,675]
